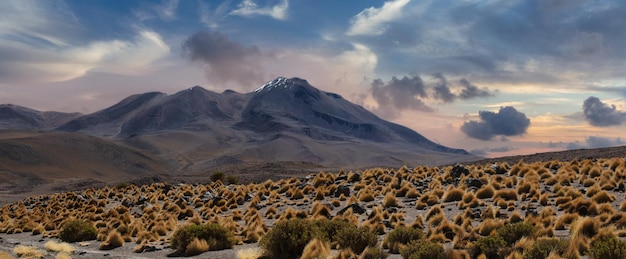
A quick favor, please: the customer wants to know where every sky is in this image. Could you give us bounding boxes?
[1,0,626,158]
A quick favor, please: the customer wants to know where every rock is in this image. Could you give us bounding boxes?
[136,196,148,206]
[335,175,347,182]
[465,178,483,189]
[334,185,351,197]
[450,165,470,179]
[349,173,361,182]
[336,203,366,215]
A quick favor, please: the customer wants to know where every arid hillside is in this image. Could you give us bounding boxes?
[0,130,168,204]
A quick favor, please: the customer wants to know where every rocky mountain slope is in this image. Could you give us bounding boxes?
[52,77,475,170]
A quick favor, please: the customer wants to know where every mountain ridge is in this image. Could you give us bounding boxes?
[1,77,476,172]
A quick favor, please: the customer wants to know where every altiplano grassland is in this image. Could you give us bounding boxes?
[1,158,626,258]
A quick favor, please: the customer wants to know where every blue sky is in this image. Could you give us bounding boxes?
[1,0,625,157]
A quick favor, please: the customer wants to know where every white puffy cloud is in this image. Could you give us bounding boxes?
[347,0,411,36]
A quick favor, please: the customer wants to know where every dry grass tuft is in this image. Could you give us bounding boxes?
[475,185,495,199]
[382,192,398,208]
[13,245,45,258]
[100,229,124,250]
[300,238,330,259]
[236,247,265,259]
[184,238,209,256]
[44,240,75,253]
[443,187,465,203]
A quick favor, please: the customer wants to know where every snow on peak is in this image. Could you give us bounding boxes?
[254,77,292,92]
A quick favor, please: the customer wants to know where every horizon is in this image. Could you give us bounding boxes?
[1,0,625,157]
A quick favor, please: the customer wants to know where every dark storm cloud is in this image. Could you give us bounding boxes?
[461,106,530,141]
[182,31,271,87]
[370,74,494,118]
[566,136,624,150]
[582,96,625,127]
[459,78,493,99]
[370,76,432,118]
[432,73,456,103]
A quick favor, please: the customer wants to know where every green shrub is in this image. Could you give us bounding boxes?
[473,235,507,259]
[260,218,325,258]
[336,226,378,254]
[588,233,626,259]
[497,222,538,245]
[400,239,445,259]
[226,175,239,185]
[170,223,235,252]
[60,220,97,243]
[384,226,425,253]
[522,238,569,259]
[361,246,389,259]
[312,219,355,244]
[210,172,225,182]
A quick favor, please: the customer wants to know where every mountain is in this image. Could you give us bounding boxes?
[0,77,476,176]
[0,104,80,130]
[49,77,474,170]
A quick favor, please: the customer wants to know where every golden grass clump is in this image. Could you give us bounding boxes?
[570,216,599,239]
[300,238,330,259]
[493,189,518,201]
[236,247,266,259]
[478,219,504,236]
[591,190,615,203]
[475,184,495,199]
[382,192,399,208]
[358,189,376,202]
[44,240,75,253]
[100,230,124,250]
[184,238,209,256]
[13,245,45,258]
[443,187,465,202]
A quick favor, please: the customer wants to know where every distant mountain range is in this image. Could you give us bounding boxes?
[1,77,475,175]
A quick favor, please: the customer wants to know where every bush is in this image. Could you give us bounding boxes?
[400,239,445,259]
[522,238,569,259]
[260,218,325,258]
[226,175,239,185]
[336,226,378,254]
[497,222,538,245]
[210,172,225,182]
[473,235,507,259]
[312,219,355,244]
[170,223,235,253]
[588,233,626,259]
[59,220,97,243]
[384,226,425,254]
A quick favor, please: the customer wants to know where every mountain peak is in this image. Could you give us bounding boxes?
[254,77,310,93]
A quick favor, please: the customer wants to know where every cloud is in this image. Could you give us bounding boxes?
[370,75,433,118]
[0,29,170,83]
[230,0,289,20]
[582,96,625,126]
[566,136,624,150]
[459,78,493,99]
[461,106,530,140]
[347,0,411,36]
[134,0,180,21]
[432,73,456,103]
[182,31,272,87]
[369,74,494,117]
